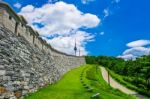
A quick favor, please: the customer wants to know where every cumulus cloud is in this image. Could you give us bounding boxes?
[127,40,150,47]
[118,40,150,60]
[123,47,150,56]
[19,1,100,55]
[44,31,94,55]
[14,2,22,9]
[81,0,95,4]
[118,47,150,60]
[118,54,134,61]
[19,2,100,36]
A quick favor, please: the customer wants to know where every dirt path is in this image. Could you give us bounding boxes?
[100,67,137,94]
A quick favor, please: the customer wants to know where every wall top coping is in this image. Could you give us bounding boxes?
[18,15,28,25]
[26,25,39,37]
[0,2,24,23]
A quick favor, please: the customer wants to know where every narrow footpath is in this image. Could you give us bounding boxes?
[100,67,146,99]
[100,67,136,94]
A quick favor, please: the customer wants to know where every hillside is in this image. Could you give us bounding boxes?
[85,56,150,97]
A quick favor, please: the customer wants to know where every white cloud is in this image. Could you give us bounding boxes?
[100,32,104,35]
[45,31,94,55]
[81,0,95,4]
[118,47,150,60]
[127,40,150,47]
[103,8,109,18]
[19,2,100,36]
[19,1,100,55]
[14,2,22,9]
[118,54,135,61]
[123,47,150,56]
[103,0,120,18]
[118,40,150,60]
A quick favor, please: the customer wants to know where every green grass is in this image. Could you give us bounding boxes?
[83,65,136,99]
[25,64,136,99]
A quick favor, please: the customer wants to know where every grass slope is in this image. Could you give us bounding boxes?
[83,65,135,99]
[25,64,136,99]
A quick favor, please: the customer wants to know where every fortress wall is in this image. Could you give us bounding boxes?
[17,23,25,37]
[38,38,44,51]
[34,36,39,47]
[0,7,4,26]
[0,2,86,66]
[2,9,16,33]
[43,44,47,52]
[25,27,34,45]
[24,29,29,41]
[36,37,41,50]
[47,45,52,54]
[0,2,86,99]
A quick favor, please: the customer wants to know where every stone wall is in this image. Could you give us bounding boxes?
[0,2,85,99]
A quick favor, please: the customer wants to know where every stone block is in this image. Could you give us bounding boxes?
[0,95,4,99]
[6,85,15,92]
[0,70,6,75]
[0,76,3,81]
[11,76,18,81]
[23,86,29,90]
[24,78,30,82]
[3,76,11,81]
[0,86,7,94]
[22,90,28,96]
[28,84,33,89]
[3,92,13,99]
[6,71,14,76]
[9,96,17,99]
[0,65,4,69]
[14,91,22,98]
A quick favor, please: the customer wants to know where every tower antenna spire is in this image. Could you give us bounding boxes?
[74,39,77,56]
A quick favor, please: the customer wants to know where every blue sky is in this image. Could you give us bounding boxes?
[4,0,150,59]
